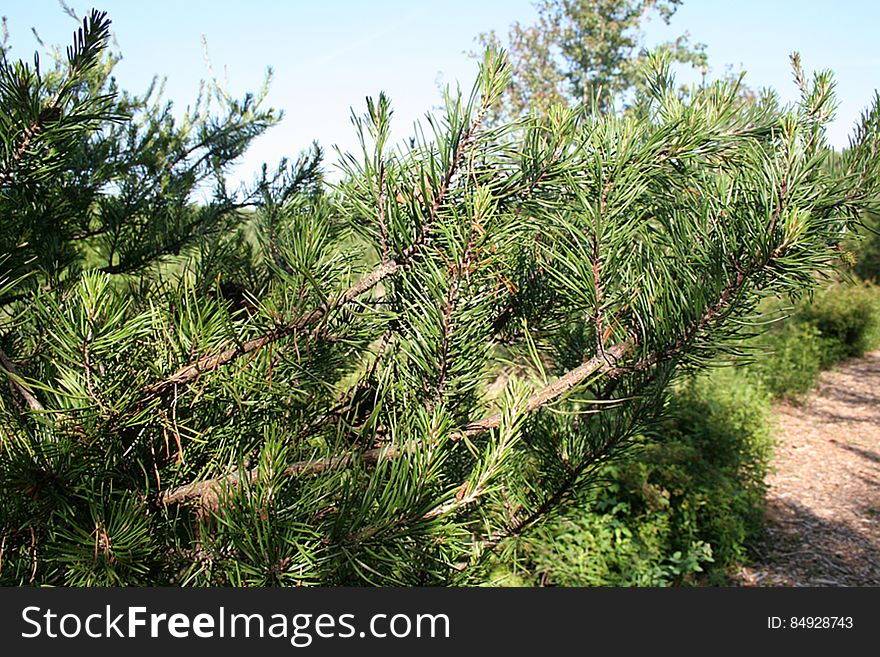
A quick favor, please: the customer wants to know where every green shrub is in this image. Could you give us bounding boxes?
[797,281,880,366]
[521,505,714,586]
[655,369,773,576]
[852,210,880,282]
[747,320,826,397]
[497,368,772,586]
[740,280,880,399]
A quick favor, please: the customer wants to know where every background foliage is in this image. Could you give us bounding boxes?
[476,0,708,119]
[492,368,772,586]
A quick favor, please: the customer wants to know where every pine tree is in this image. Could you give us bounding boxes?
[1,11,878,586]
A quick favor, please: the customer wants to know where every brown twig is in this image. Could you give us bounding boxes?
[158,343,631,505]
[0,347,44,412]
[146,259,401,398]
[453,342,630,439]
[160,445,399,506]
[376,161,390,258]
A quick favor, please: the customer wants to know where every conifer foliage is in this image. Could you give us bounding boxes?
[1,11,878,585]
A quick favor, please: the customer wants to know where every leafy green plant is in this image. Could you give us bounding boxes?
[798,281,880,366]
[498,368,772,586]
[746,319,826,397]
[739,280,880,399]
[658,369,774,575]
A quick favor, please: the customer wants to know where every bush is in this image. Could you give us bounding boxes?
[852,210,880,282]
[739,280,880,399]
[798,281,880,366]
[513,506,714,586]
[497,368,773,586]
[747,320,826,397]
[657,370,773,574]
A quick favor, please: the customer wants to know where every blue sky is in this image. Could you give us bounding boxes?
[3,1,879,185]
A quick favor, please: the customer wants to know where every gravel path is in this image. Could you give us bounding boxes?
[736,351,880,586]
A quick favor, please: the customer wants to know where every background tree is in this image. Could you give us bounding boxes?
[476,0,708,119]
[1,10,877,586]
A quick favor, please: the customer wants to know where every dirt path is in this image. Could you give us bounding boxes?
[736,351,880,586]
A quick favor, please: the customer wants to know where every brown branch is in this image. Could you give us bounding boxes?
[593,179,613,359]
[160,445,399,506]
[82,328,110,414]
[377,161,389,258]
[430,212,482,407]
[6,124,41,178]
[147,259,401,397]
[0,347,44,412]
[398,85,490,263]
[453,341,630,439]
[158,342,631,505]
[624,268,747,376]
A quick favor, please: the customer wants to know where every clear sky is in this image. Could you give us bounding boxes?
[3,1,879,185]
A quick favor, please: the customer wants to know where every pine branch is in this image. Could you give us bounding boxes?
[156,226,775,509]
[454,341,630,438]
[376,160,390,258]
[143,81,498,403]
[146,259,401,397]
[158,343,630,505]
[398,71,491,262]
[160,445,399,506]
[457,251,790,561]
[474,423,627,558]
[429,208,484,410]
[593,180,612,358]
[0,346,44,412]
[0,10,113,184]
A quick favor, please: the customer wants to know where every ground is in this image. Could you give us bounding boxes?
[736,351,880,586]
